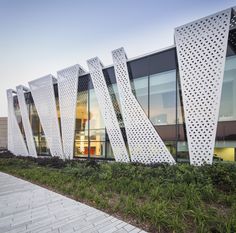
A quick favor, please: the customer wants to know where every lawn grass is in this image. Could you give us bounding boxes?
[0,154,236,233]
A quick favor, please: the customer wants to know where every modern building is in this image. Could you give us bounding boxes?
[7,7,236,165]
[0,117,7,149]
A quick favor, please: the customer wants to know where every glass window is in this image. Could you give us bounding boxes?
[74,90,88,157]
[90,129,105,141]
[177,77,184,124]
[132,76,149,116]
[106,141,114,159]
[38,134,49,155]
[55,97,60,119]
[150,70,176,125]
[75,131,88,141]
[88,89,106,158]
[90,141,106,158]
[55,97,62,134]
[29,102,50,155]
[109,84,124,127]
[89,89,105,129]
[111,78,149,123]
[29,103,40,149]
[75,91,88,131]
[177,141,189,162]
[214,141,236,162]
[219,56,236,121]
[74,140,89,157]
[13,98,25,137]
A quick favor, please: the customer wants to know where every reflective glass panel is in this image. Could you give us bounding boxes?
[74,90,88,157]
[29,103,50,155]
[132,76,149,116]
[13,98,25,138]
[150,70,176,125]
[109,84,124,127]
[90,129,105,141]
[219,56,236,121]
[214,141,236,162]
[74,140,89,157]
[106,141,115,159]
[89,89,105,129]
[90,141,106,157]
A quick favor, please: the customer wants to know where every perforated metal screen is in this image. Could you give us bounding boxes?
[87,57,130,162]
[112,48,175,164]
[7,7,234,164]
[6,89,29,156]
[175,9,231,165]
[29,75,63,158]
[57,65,86,159]
[16,86,37,157]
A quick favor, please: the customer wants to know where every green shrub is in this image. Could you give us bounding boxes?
[0,156,235,233]
[0,149,15,158]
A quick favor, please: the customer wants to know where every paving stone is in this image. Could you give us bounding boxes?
[124,224,136,232]
[0,172,146,233]
[129,228,141,233]
[114,229,128,233]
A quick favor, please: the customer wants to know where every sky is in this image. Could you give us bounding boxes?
[1,0,236,116]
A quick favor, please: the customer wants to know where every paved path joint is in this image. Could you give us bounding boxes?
[0,172,146,233]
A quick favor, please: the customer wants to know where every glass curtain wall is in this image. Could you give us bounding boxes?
[214,55,236,161]
[177,55,236,162]
[80,70,180,159]
[89,89,106,158]
[28,101,50,155]
[149,70,179,158]
[219,56,236,122]
[13,97,26,144]
[24,49,236,162]
[132,76,149,116]
[150,70,177,125]
[106,83,125,159]
[74,90,89,157]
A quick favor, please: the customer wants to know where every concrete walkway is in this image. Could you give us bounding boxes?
[0,172,146,233]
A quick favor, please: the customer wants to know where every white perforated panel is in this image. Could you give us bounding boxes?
[112,48,175,164]
[57,65,86,159]
[6,89,29,156]
[175,9,231,165]
[29,75,63,158]
[16,86,37,157]
[87,57,130,162]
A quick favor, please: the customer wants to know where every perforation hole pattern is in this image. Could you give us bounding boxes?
[7,89,29,156]
[230,10,236,28]
[175,9,231,165]
[29,75,63,158]
[112,48,175,165]
[16,86,37,157]
[87,57,130,163]
[57,65,86,159]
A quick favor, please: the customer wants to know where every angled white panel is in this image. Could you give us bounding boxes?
[112,48,175,164]
[6,89,28,156]
[29,75,63,158]
[16,85,37,157]
[175,9,231,165]
[57,65,86,159]
[87,57,130,163]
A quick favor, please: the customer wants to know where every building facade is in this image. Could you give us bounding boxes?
[7,7,236,165]
[0,117,7,149]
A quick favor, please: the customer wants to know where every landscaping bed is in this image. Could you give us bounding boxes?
[0,152,236,233]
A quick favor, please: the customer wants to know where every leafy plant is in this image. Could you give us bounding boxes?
[0,156,235,233]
